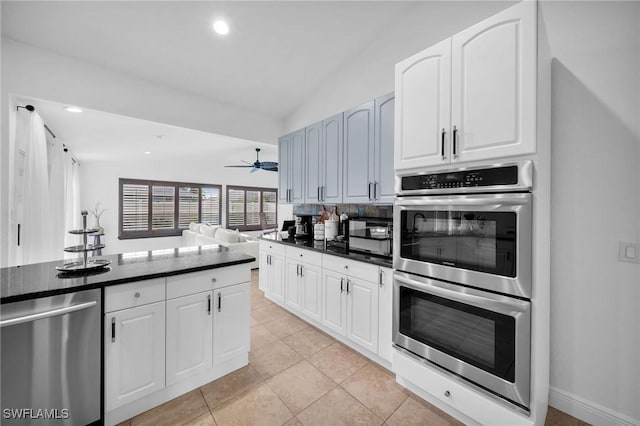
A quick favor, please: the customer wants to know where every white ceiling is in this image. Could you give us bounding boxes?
[2,1,415,120]
[14,95,277,164]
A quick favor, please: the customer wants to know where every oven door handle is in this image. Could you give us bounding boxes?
[394,274,529,315]
[395,193,531,208]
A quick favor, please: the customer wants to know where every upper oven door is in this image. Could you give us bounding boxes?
[393,193,532,298]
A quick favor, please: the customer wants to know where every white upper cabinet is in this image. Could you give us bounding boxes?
[395,38,452,170]
[304,115,344,204]
[321,114,344,204]
[373,93,396,203]
[451,0,536,162]
[279,129,306,203]
[343,101,375,203]
[395,0,536,171]
[304,122,323,204]
[278,134,290,203]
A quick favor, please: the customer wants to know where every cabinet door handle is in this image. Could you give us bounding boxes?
[441,128,447,160]
[346,279,351,295]
[111,317,116,342]
[317,186,321,201]
[207,294,212,315]
[17,224,21,247]
[368,182,372,200]
[379,270,383,288]
[374,182,378,200]
[217,292,222,312]
[340,277,344,293]
[300,265,303,277]
[452,126,458,159]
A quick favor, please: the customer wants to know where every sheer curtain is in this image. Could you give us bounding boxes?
[14,109,81,265]
[19,111,51,264]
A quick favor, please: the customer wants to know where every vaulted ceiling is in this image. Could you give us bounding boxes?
[2,1,415,120]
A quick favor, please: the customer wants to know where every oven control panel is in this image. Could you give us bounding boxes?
[401,165,520,191]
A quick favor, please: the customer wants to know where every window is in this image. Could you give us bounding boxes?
[226,186,278,231]
[119,178,221,239]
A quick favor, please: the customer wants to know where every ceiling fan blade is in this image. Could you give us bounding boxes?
[224,165,253,168]
[259,162,278,168]
[250,167,259,173]
[242,160,253,165]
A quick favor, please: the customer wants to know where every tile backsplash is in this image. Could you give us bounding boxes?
[292,204,393,219]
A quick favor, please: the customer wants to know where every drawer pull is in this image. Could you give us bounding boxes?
[134,292,141,298]
[211,278,217,283]
[444,391,451,398]
[344,265,348,269]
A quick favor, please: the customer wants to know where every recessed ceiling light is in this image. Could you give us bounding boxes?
[65,106,82,113]
[212,20,229,35]
[144,151,151,155]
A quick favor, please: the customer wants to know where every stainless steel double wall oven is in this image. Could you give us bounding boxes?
[393,161,533,411]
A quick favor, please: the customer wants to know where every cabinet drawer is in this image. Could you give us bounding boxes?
[166,265,251,299]
[285,246,322,266]
[260,240,285,256]
[105,278,166,313]
[322,254,379,282]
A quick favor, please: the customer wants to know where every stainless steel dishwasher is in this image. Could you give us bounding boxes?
[1,288,101,425]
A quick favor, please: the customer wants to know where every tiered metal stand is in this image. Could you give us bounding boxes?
[56,210,112,272]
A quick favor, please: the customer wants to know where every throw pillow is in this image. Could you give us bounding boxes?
[189,222,201,233]
[202,225,220,238]
[214,228,239,244]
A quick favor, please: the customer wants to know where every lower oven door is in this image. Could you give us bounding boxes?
[393,271,531,409]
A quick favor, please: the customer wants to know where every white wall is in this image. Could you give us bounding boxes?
[284,1,516,132]
[80,155,292,256]
[541,2,640,424]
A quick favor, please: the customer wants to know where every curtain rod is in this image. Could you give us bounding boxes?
[17,104,78,164]
[16,104,57,139]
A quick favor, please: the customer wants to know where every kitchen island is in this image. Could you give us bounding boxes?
[0,245,255,426]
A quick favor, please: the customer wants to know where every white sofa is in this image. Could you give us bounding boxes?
[182,223,259,269]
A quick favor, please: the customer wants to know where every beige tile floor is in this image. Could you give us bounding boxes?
[120,270,588,426]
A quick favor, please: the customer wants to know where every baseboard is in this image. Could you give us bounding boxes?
[549,387,640,426]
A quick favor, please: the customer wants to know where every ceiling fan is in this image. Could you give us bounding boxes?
[224,148,278,173]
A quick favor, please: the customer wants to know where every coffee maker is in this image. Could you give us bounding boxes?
[294,215,314,240]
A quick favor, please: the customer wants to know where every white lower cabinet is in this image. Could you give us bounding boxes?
[213,282,250,367]
[285,259,322,323]
[104,266,251,425]
[346,276,379,354]
[260,241,285,305]
[299,262,322,323]
[260,241,388,362]
[285,260,302,312]
[320,257,381,355]
[321,270,347,335]
[105,301,166,411]
[166,292,213,386]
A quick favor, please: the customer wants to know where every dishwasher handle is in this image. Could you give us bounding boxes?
[0,301,97,328]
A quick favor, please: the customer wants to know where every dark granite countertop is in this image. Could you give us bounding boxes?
[0,245,255,304]
[261,234,392,268]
